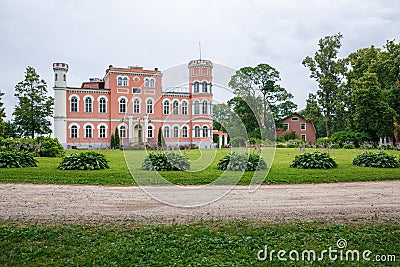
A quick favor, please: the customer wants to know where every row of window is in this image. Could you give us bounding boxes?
[283,123,307,131]
[117,76,156,88]
[193,81,210,93]
[69,124,211,139]
[70,95,211,115]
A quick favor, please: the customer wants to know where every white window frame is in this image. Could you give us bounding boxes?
[133,98,140,114]
[300,123,306,131]
[146,98,154,114]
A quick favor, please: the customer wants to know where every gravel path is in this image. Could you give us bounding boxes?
[0,181,399,224]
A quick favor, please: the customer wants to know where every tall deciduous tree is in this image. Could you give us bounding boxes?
[0,91,6,137]
[228,64,297,128]
[352,72,395,141]
[302,33,347,137]
[13,66,54,138]
[299,93,326,138]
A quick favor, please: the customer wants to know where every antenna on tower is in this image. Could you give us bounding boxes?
[199,42,202,60]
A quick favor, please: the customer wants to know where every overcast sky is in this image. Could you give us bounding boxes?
[1,0,399,120]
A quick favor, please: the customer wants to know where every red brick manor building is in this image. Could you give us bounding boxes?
[53,59,214,149]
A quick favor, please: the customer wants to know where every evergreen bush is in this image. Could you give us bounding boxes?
[141,152,190,171]
[217,152,267,171]
[353,151,400,168]
[0,151,37,168]
[58,151,109,170]
[37,137,65,157]
[290,152,337,169]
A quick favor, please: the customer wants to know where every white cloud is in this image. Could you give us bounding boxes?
[0,0,399,119]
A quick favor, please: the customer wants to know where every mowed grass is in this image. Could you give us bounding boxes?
[0,148,399,185]
[0,220,398,266]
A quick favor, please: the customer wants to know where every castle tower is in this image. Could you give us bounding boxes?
[188,59,213,147]
[53,63,68,146]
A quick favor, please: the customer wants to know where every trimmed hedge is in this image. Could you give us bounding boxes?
[58,151,109,170]
[217,152,268,171]
[141,152,190,171]
[290,152,337,169]
[0,151,37,168]
[353,152,400,168]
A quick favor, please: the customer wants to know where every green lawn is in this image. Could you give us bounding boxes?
[0,148,399,185]
[0,220,398,266]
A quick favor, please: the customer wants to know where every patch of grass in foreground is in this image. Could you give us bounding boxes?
[0,148,399,185]
[0,221,398,266]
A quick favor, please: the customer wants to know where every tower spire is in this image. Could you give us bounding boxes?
[199,42,202,60]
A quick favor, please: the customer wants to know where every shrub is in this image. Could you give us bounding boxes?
[58,151,109,170]
[282,131,298,141]
[276,143,287,148]
[343,144,355,149]
[290,152,337,169]
[248,137,262,145]
[141,152,190,171]
[353,152,400,168]
[36,137,65,157]
[0,151,37,168]
[217,152,267,171]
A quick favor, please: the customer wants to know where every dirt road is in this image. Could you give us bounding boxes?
[0,181,399,224]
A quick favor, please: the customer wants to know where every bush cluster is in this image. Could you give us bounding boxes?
[353,152,400,168]
[0,151,37,168]
[217,152,267,171]
[0,137,64,157]
[58,151,109,170]
[141,152,190,171]
[290,152,337,169]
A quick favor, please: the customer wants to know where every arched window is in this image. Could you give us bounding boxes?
[172,100,179,115]
[182,101,188,115]
[119,125,126,138]
[194,100,200,115]
[163,100,170,115]
[202,100,208,114]
[55,73,58,81]
[70,125,78,138]
[133,98,140,114]
[146,99,153,114]
[147,125,153,138]
[63,74,66,81]
[194,126,201,137]
[99,125,106,138]
[117,77,123,86]
[149,78,155,88]
[144,78,150,87]
[123,77,128,86]
[119,98,126,113]
[85,125,93,138]
[70,96,78,112]
[202,81,207,93]
[84,97,92,113]
[202,126,208,137]
[173,126,179,138]
[164,126,170,138]
[182,126,188,138]
[193,81,200,93]
[99,97,107,113]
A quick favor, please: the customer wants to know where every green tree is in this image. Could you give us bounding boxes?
[114,128,120,149]
[227,97,261,139]
[228,63,297,132]
[0,91,6,137]
[157,128,165,149]
[302,33,347,137]
[4,121,19,138]
[299,93,326,138]
[110,133,115,149]
[352,72,395,141]
[13,66,54,138]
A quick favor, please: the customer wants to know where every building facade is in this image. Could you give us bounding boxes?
[276,113,317,142]
[53,60,214,149]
